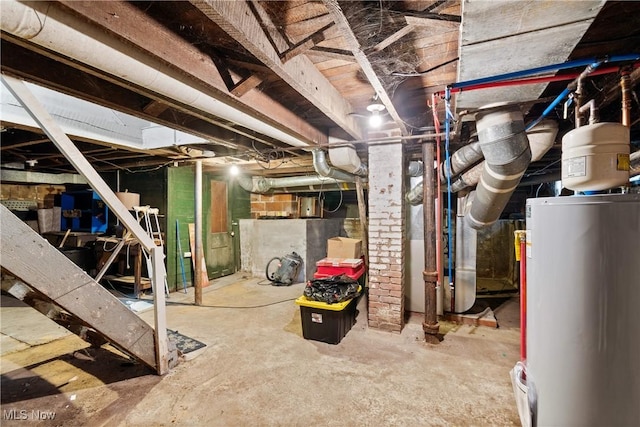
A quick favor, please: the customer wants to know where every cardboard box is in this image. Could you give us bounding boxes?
[327,237,362,259]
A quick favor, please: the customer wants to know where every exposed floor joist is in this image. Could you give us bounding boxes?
[190,0,365,140]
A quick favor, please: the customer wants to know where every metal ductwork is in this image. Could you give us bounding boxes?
[407,120,557,205]
[328,146,368,176]
[441,140,483,184]
[631,149,640,177]
[235,149,362,194]
[408,161,424,177]
[236,174,353,194]
[312,149,359,182]
[467,105,531,229]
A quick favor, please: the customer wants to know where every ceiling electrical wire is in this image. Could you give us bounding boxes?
[319,180,344,213]
[391,57,459,77]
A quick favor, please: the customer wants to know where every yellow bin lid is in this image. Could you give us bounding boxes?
[295,287,361,311]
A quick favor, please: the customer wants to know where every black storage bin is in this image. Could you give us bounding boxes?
[295,296,358,344]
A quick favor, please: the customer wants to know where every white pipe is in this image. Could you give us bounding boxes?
[0,1,310,149]
[194,160,203,306]
[578,100,599,125]
[236,174,349,193]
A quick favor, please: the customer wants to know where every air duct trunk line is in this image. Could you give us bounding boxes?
[467,105,531,230]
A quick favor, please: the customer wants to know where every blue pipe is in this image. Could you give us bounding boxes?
[526,59,606,130]
[525,87,571,131]
[445,87,454,308]
[451,54,640,90]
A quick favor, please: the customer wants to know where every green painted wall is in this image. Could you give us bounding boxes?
[102,166,251,292]
[166,165,195,291]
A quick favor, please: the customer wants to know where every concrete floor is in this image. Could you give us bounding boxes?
[1,273,521,426]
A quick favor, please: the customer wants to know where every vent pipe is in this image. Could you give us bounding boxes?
[312,149,358,182]
[328,146,368,176]
[236,174,352,194]
[467,105,531,229]
[407,120,557,205]
[440,140,483,184]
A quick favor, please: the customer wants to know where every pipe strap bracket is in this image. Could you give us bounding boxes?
[422,322,440,335]
[422,270,438,281]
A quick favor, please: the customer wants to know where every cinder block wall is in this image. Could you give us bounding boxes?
[367,142,405,332]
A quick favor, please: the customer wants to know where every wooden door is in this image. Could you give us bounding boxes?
[206,180,235,278]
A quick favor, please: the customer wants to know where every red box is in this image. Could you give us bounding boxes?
[314,257,365,280]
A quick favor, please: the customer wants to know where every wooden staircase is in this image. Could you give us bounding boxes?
[0,204,164,372]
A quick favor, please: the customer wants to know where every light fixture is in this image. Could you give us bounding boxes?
[229,164,240,176]
[366,103,385,128]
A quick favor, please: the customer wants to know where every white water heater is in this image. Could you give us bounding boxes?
[525,194,640,426]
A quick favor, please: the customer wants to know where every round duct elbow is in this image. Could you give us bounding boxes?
[312,149,356,182]
[467,105,531,230]
[406,181,424,205]
[407,161,424,177]
[527,119,558,162]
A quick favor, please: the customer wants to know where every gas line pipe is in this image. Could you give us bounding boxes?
[514,230,527,362]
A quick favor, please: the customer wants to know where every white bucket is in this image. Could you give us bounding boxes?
[115,191,140,210]
[510,361,530,427]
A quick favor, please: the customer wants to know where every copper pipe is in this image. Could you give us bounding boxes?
[621,72,631,127]
[422,140,439,340]
[575,77,583,128]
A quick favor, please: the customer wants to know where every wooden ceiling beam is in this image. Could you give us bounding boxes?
[231,74,266,97]
[0,138,50,151]
[190,0,364,140]
[306,47,356,62]
[371,25,415,53]
[56,0,327,147]
[323,0,408,135]
[405,15,460,30]
[280,23,333,62]
[143,100,171,117]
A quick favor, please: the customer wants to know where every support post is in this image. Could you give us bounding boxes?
[422,141,440,342]
[355,176,368,267]
[151,246,169,374]
[194,160,203,306]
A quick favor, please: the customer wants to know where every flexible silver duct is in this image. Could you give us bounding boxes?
[235,174,350,194]
[234,149,359,194]
[467,105,531,229]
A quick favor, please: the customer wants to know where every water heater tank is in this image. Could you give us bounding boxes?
[526,194,640,426]
[561,122,630,191]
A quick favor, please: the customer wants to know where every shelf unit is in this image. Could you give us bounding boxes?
[60,190,108,233]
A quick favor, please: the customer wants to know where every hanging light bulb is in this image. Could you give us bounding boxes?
[229,164,240,176]
[367,103,385,128]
